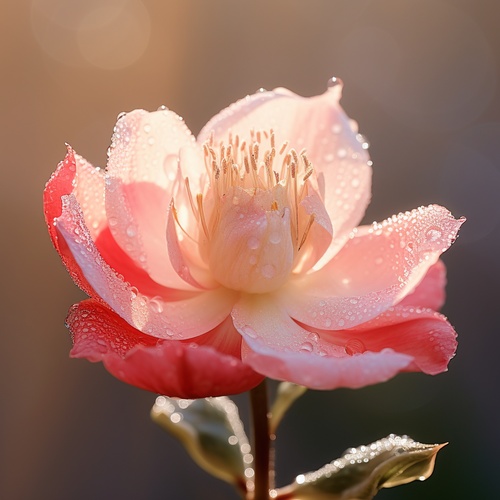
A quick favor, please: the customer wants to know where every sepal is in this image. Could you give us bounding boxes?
[151,396,252,489]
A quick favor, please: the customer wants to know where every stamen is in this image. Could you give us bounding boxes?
[279,141,288,155]
[184,177,198,221]
[196,194,210,240]
[171,203,197,242]
[270,129,275,149]
[298,215,315,251]
[271,200,279,211]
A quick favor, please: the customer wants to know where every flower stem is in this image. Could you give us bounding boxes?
[249,380,271,500]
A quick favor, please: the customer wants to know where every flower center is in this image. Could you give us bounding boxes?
[173,130,319,293]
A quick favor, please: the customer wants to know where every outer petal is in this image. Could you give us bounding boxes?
[283,205,464,331]
[68,300,263,398]
[399,260,446,310]
[198,82,372,265]
[232,296,456,389]
[44,147,103,299]
[56,194,237,339]
[232,294,413,390]
[345,305,458,375]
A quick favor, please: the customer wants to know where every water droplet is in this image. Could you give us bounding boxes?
[307,332,319,343]
[108,216,118,227]
[117,111,127,120]
[247,237,260,250]
[327,76,343,88]
[147,137,155,145]
[143,124,151,133]
[324,318,332,328]
[324,152,335,162]
[261,264,276,279]
[337,148,347,158]
[232,196,239,205]
[126,225,136,237]
[149,297,164,313]
[344,338,366,356]
[130,287,138,298]
[269,232,281,244]
[299,341,314,353]
[351,178,360,188]
[426,226,442,242]
[157,105,168,111]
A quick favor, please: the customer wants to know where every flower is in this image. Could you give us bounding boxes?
[44,79,464,397]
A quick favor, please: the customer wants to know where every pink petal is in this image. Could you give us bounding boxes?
[242,344,412,390]
[56,194,237,339]
[283,205,464,330]
[105,111,206,288]
[198,83,372,266]
[399,260,446,310]
[232,295,455,389]
[232,294,412,390]
[107,109,197,189]
[44,147,103,299]
[68,300,263,398]
[345,305,457,375]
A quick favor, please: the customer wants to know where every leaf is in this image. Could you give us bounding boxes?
[276,434,446,499]
[151,396,252,489]
[269,382,307,434]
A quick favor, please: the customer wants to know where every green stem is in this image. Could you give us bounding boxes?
[249,380,271,500]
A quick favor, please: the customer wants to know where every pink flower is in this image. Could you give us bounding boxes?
[44,80,464,397]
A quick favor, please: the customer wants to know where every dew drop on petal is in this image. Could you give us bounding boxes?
[299,341,314,353]
[426,226,442,242]
[247,237,260,250]
[261,264,276,279]
[149,297,164,314]
[344,338,366,356]
[327,76,342,88]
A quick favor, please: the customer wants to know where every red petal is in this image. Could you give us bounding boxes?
[68,300,263,398]
[44,147,100,299]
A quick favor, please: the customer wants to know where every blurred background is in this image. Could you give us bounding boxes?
[1,0,499,498]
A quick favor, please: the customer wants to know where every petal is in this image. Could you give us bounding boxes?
[105,110,206,288]
[346,305,458,375]
[56,194,237,339]
[68,300,263,398]
[232,294,412,390]
[283,205,464,330]
[107,109,197,189]
[44,147,104,298]
[399,260,446,310]
[198,83,372,265]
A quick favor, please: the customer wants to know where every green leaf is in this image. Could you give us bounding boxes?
[151,396,252,489]
[276,434,446,499]
[270,382,307,434]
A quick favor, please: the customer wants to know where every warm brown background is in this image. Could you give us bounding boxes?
[1,1,498,499]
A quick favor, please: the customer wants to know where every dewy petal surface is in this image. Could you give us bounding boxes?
[56,194,237,339]
[283,205,464,331]
[198,82,372,266]
[105,109,203,289]
[44,147,104,299]
[68,300,263,398]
